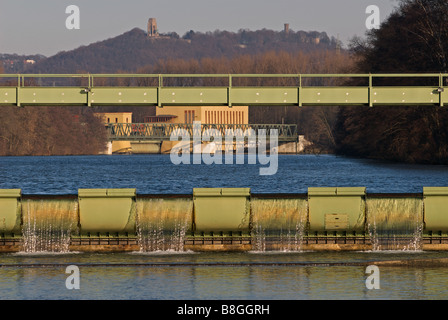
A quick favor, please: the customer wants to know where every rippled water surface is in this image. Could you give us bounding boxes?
[0,154,448,194]
[1,251,448,300]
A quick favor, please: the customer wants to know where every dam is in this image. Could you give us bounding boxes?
[1,186,447,253]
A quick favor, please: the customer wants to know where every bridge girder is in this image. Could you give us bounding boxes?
[0,73,445,107]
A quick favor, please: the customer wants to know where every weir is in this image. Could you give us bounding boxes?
[251,196,308,252]
[136,197,192,252]
[1,187,448,252]
[366,195,423,251]
[21,197,78,253]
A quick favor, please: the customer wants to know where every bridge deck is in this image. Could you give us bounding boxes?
[0,73,446,107]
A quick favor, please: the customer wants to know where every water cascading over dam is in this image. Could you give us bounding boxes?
[366,196,423,251]
[136,197,192,252]
[0,187,448,252]
[21,197,78,253]
[251,197,308,251]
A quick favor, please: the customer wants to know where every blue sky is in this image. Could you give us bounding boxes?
[0,0,399,57]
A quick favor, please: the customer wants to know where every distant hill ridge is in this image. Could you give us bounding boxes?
[6,27,338,74]
[0,53,46,73]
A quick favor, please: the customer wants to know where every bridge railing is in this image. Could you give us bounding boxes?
[1,73,447,87]
[106,123,298,142]
[0,73,447,107]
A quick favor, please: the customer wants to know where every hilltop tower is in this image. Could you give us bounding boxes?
[147,18,158,37]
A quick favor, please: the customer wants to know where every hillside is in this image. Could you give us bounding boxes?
[0,54,46,73]
[22,27,339,74]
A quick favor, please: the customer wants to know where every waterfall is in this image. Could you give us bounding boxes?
[136,198,192,252]
[251,198,308,252]
[21,199,78,253]
[367,197,423,251]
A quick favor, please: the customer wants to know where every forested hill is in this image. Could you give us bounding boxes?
[24,27,338,74]
[0,54,46,73]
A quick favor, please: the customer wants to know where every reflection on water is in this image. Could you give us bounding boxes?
[0,251,448,299]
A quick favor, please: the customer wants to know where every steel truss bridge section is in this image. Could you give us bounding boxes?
[106,123,298,142]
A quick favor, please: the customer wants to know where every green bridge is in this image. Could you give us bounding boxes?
[107,123,298,142]
[0,73,446,107]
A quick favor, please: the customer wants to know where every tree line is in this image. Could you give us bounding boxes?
[0,105,106,156]
[335,0,448,164]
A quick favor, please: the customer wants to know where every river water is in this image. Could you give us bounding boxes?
[1,154,448,301]
[1,154,447,194]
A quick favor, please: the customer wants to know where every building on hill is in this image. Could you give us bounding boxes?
[147,18,158,37]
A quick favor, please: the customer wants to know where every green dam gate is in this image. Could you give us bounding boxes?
[1,187,448,252]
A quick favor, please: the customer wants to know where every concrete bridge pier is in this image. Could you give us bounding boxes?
[101,141,162,154]
[130,141,162,154]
